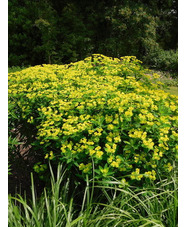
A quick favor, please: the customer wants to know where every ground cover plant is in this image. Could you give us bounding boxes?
[8,54,178,188]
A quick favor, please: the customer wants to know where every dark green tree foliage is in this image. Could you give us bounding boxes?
[103,1,159,58]
[53,3,92,63]
[9,0,43,66]
[141,0,178,50]
[8,0,177,68]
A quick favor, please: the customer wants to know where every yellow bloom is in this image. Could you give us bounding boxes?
[105,115,113,123]
[100,168,108,175]
[45,153,49,159]
[130,168,143,181]
[107,124,114,130]
[96,151,104,159]
[79,163,85,170]
[111,161,119,168]
[164,163,173,172]
[144,170,156,180]
[125,110,133,117]
[107,155,114,163]
[143,138,154,150]
[49,151,54,160]
[89,149,96,156]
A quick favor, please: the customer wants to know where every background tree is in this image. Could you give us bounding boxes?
[8,0,177,73]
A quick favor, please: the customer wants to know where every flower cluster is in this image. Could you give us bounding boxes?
[8,54,178,185]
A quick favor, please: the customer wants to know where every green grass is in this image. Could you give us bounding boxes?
[8,164,178,227]
[165,86,178,96]
[155,71,178,96]
[146,69,178,96]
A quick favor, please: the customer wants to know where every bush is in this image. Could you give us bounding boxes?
[8,54,178,186]
[144,48,178,77]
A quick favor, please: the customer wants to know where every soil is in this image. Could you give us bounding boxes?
[8,130,46,199]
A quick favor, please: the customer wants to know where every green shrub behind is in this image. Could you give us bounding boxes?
[144,48,178,77]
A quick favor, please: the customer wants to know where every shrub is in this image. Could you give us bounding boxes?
[8,54,178,186]
[144,48,178,77]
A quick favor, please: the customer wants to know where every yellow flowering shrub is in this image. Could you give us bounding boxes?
[8,54,178,185]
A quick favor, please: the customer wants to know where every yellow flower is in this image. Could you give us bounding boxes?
[44,153,49,159]
[164,163,173,172]
[170,105,177,111]
[96,151,103,159]
[114,136,121,143]
[119,178,129,187]
[125,110,133,117]
[136,168,140,174]
[144,170,156,180]
[49,151,54,160]
[111,161,119,168]
[136,175,143,180]
[130,168,143,181]
[105,144,117,153]
[89,149,96,156]
[61,145,66,153]
[79,163,85,170]
[106,136,112,142]
[107,155,114,163]
[107,124,114,130]
[100,168,108,175]
[95,146,101,151]
[143,138,154,150]
[105,115,113,123]
[134,154,140,163]
[153,73,160,79]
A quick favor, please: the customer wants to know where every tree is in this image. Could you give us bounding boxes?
[8,0,177,67]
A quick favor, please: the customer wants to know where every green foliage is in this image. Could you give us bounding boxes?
[145,48,178,77]
[8,0,43,66]
[8,102,21,162]
[8,55,178,186]
[165,86,178,96]
[104,2,159,59]
[8,163,178,226]
[8,163,12,175]
[8,0,177,71]
[8,66,28,73]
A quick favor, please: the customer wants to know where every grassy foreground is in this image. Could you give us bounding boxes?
[8,164,178,227]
